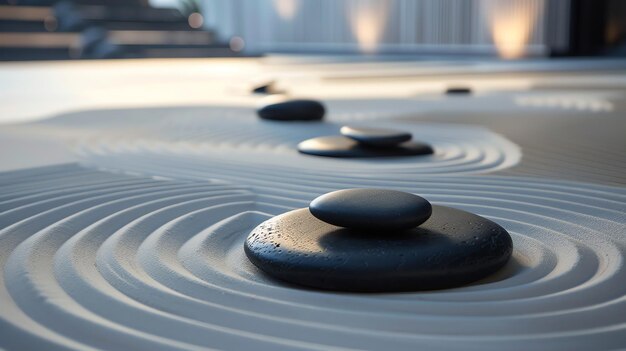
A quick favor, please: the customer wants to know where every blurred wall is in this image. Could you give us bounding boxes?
[200,0,571,57]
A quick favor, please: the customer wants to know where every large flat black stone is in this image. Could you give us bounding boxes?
[244,206,513,292]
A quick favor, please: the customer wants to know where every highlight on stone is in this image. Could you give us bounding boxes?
[340,126,412,147]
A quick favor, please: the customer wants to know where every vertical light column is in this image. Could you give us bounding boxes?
[200,0,566,56]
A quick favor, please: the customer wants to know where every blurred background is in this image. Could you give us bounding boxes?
[1,0,625,61]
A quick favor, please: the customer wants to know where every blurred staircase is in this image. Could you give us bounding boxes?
[0,0,237,60]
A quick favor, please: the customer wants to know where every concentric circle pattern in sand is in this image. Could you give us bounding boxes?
[1,163,625,350]
[39,105,521,176]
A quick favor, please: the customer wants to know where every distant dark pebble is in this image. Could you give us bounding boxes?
[252,83,273,94]
[257,99,325,121]
[446,87,472,95]
[252,81,283,94]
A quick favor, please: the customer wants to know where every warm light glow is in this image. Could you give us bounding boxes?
[486,0,539,59]
[273,0,299,20]
[229,36,245,52]
[349,0,390,53]
[188,12,204,29]
[605,20,622,44]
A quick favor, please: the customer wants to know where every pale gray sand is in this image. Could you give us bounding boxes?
[0,128,76,172]
[0,105,624,350]
[0,59,625,350]
[0,164,625,350]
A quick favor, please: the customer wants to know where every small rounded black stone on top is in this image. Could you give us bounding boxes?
[297,136,433,158]
[309,189,431,231]
[244,205,513,292]
[257,99,325,121]
[340,126,412,147]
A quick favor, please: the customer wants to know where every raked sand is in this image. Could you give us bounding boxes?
[0,100,625,350]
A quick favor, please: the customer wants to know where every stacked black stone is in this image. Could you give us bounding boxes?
[244,188,513,292]
[257,99,326,121]
[340,126,412,147]
[298,125,434,158]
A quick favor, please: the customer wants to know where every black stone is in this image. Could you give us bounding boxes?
[340,126,412,147]
[244,206,513,292]
[252,81,283,94]
[446,86,472,95]
[309,189,431,231]
[257,99,325,121]
[298,136,433,158]
[252,83,273,94]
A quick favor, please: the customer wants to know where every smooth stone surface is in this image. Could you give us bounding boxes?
[309,189,431,230]
[244,206,513,292]
[446,87,472,95]
[257,99,325,121]
[298,136,433,158]
[340,126,412,147]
